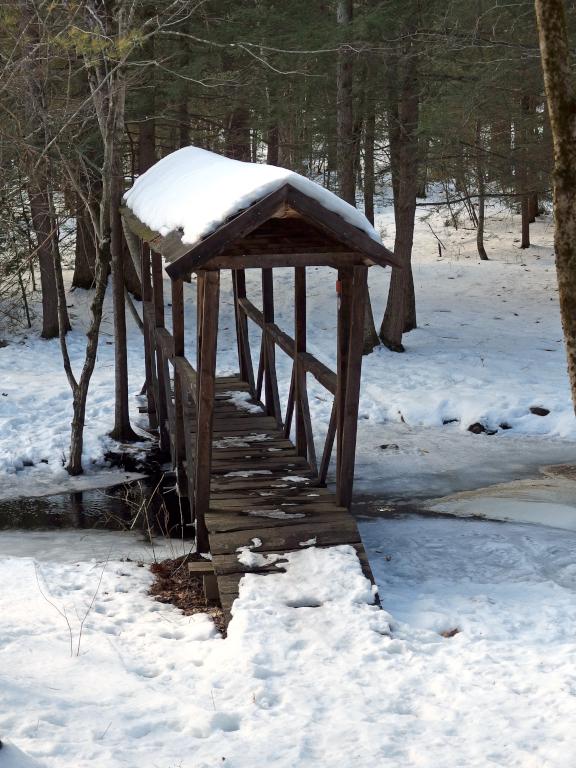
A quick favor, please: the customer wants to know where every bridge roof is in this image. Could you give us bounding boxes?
[122,146,399,275]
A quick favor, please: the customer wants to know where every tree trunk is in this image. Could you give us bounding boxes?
[380,39,419,350]
[138,37,156,170]
[267,123,279,166]
[477,183,489,260]
[68,385,88,475]
[521,194,531,248]
[110,99,138,442]
[336,0,355,205]
[30,188,70,338]
[226,107,251,161]
[336,1,379,354]
[364,99,375,225]
[535,0,576,414]
[529,190,539,222]
[72,197,97,289]
[476,120,489,260]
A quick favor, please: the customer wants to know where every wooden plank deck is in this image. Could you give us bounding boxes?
[195,375,376,621]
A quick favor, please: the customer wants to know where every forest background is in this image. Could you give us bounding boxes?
[0,0,569,472]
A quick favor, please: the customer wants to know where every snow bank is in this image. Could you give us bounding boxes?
[123,146,381,248]
[3,519,576,767]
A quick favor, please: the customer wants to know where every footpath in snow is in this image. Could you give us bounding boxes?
[1,517,576,767]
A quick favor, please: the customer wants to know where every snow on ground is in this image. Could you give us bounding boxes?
[0,286,151,500]
[2,202,576,766]
[2,518,576,767]
[1,204,575,499]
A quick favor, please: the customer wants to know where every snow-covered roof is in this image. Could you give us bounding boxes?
[123,146,382,249]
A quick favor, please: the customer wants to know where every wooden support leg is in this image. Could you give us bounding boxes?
[151,251,169,453]
[141,243,157,429]
[194,271,220,553]
[261,268,282,426]
[336,267,352,493]
[232,269,255,395]
[318,398,337,486]
[171,277,187,498]
[283,365,296,439]
[337,266,367,508]
[294,266,307,457]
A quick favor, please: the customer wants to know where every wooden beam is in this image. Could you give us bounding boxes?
[318,398,337,486]
[232,269,255,396]
[194,270,220,553]
[238,297,337,394]
[199,252,372,270]
[124,183,401,276]
[173,356,197,400]
[261,268,282,425]
[121,217,143,284]
[284,187,400,268]
[171,278,187,498]
[151,250,169,452]
[337,266,367,508]
[294,267,307,458]
[140,243,157,429]
[336,267,352,495]
[165,185,292,278]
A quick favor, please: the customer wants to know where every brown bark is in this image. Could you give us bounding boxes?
[109,66,138,443]
[521,194,531,248]
[535,0,576,414]
[30,188,71,338]
[336,1,379,354]
[380,39,419,351]
[138,34,156,173]
[267,124,279,166]
[364,100,376,225]
[72,198,97,289]
[476,120,489,260]
[528,191,539,222]
[336,0,355,205]
[109,161,138,442]
[226,107,251,162]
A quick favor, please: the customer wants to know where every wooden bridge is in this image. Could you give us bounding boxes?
[122,151,399,621]
[185,374,374,616]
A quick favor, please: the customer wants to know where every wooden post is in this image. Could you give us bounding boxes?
[318,399,337,486]
[232,268,255,394]
[283,366,295,439]
[294,267,307,457]
[337,266,367,508]
[261,268,282,425]
[336,266,352,493]
[151,251,169,452]
[141,243,157,429]
[194,270,220,553]
[171,277,187,497]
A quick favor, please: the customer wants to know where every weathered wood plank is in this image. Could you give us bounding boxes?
[206,509,352,533]
[210,519,361,555]
[193,271,220,552]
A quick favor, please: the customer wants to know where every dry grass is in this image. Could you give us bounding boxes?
[149,555,226,634]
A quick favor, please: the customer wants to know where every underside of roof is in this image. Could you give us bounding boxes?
[122,183,400,278]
